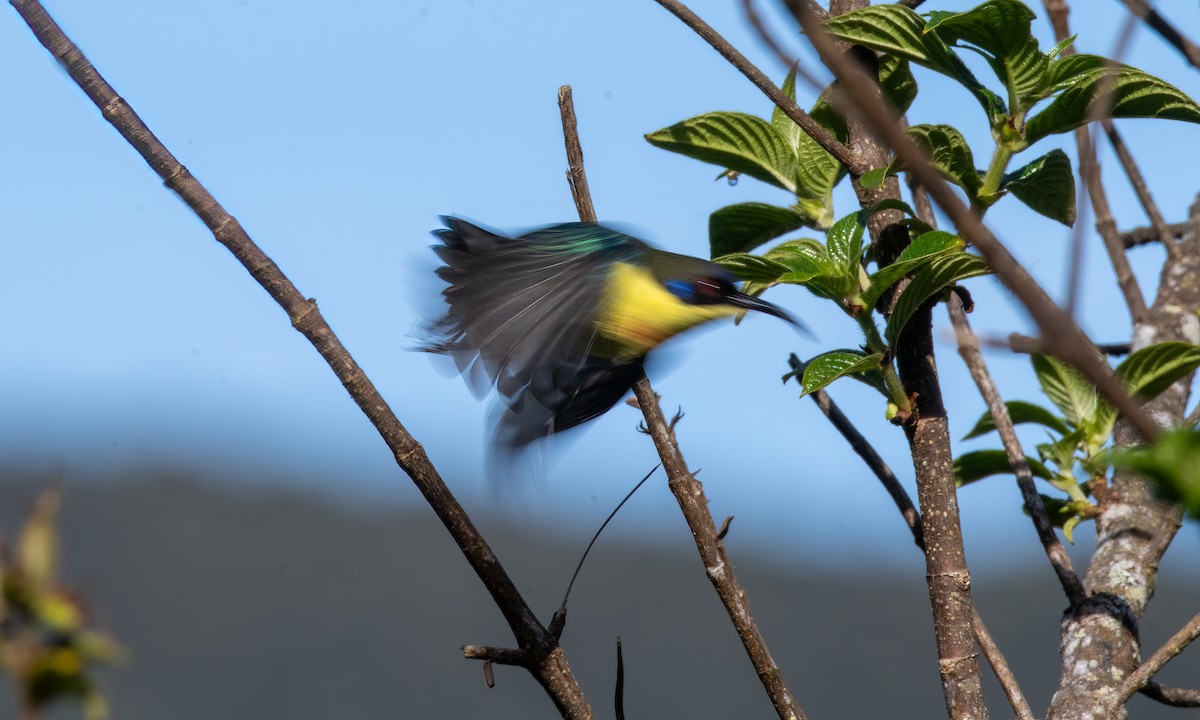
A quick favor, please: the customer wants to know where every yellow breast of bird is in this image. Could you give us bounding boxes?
[594,262,736,357]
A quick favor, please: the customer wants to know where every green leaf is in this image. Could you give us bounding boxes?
[926,0,1046,110]
[1037,428,1085,474]
[1115,341,1200,401]
[825,4,1007,125]
[879,55,918,113]
[825,210,870,276]
[646,112,798,192]
[771,65,803,149]
[963,400,1072,440]
[712,253,789,283]
[955,449,1054,487]
[826,5,959,75]
[860,166,890,190]
[1001,149,1076,226]
[709,203,813,257]
[906,124,983,199]
[1109,429,1200,519]
[1031,355,1099,428]
[860,231,965,311]
[1024,57,1200,147]
[800,351,885,396]
[1047,34,1076,60]
[884,252,991,345]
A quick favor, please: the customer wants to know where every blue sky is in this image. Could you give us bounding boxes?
[2,0,1199,572]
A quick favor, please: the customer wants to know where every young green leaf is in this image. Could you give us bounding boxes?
[1115,341,1200,401]
[884,253,992,346]
[954,449,1054,487]
[859,231,965,311]
[646,112,798,192]
[859,166,891,190]
[709,203,814,257]
[926,0,1047,110]
[1023,58,1200,147]
[712,253,790,283]
[1001,149,1076,226]
[1031,355,1100,428]
[962,399,1072,440]
[800,351,885,396]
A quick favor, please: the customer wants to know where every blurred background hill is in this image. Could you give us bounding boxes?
[1,469,1197,719]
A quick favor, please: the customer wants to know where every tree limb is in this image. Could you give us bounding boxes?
[6,2,594,717]
[1119,612,1200,704]
[558,84,807,720]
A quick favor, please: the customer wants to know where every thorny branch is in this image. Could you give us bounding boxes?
[558,84,807,720]
[6,2,595,718]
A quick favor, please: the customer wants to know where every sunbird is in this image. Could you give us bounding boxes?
[426,218,797,447]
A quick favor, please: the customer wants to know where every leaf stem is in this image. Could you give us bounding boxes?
[856,311,910,411]
[977,140,1015,205]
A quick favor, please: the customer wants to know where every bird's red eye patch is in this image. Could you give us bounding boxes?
[695,278,724,298]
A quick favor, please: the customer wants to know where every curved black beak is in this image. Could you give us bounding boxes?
[725,290,812,336]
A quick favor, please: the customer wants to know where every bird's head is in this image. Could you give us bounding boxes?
[644,250,798,325]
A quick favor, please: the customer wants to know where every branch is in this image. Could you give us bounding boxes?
[786,360,1032,720]
[558,87,597,225]
[947,296,1086,606]
[740,0,824,91]
[1122,221,1190,249]
[1116,0,1200,71]
[557,85,807,720]
[6,3,593,717]
[789,356,922,547]
[1119,612,1200,703]
[1102,121,1180,260]
[650,0,861,173]
[1140,681,1200,708]
[789,1,1162,442]
[970,610,1037,720]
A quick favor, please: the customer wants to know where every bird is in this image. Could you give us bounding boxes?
[424,217,797,448]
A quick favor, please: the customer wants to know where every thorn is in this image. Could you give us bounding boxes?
[668,406,685,432]
[717,515,734,540]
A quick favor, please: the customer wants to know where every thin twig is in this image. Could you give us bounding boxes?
[1060,15,1151,323]
[1102,120,1180,260]
[789,0,1162,442]
[1116,0,1200,70]
[1141,681,1200,707]
[556,465,659,618]
[948,297,1087,606]
[787,358,1032,720]
[6,3,594,717]
[1119,612,1200,703]
[789,357,922,547]
[650,0,860,173]
[971,610,1037,720]
[557,85,807,720]
[740,0,824,91]
[1123,220,1190,249]
[558,86,597,224]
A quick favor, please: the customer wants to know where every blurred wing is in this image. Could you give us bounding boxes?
[426,218,646,446]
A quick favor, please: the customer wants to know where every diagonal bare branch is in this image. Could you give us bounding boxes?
[558,84,807,720]
[6,2,594,716]
[650,0,861,174]
[1116,0,1200,71]
[1119,612,1200,704]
